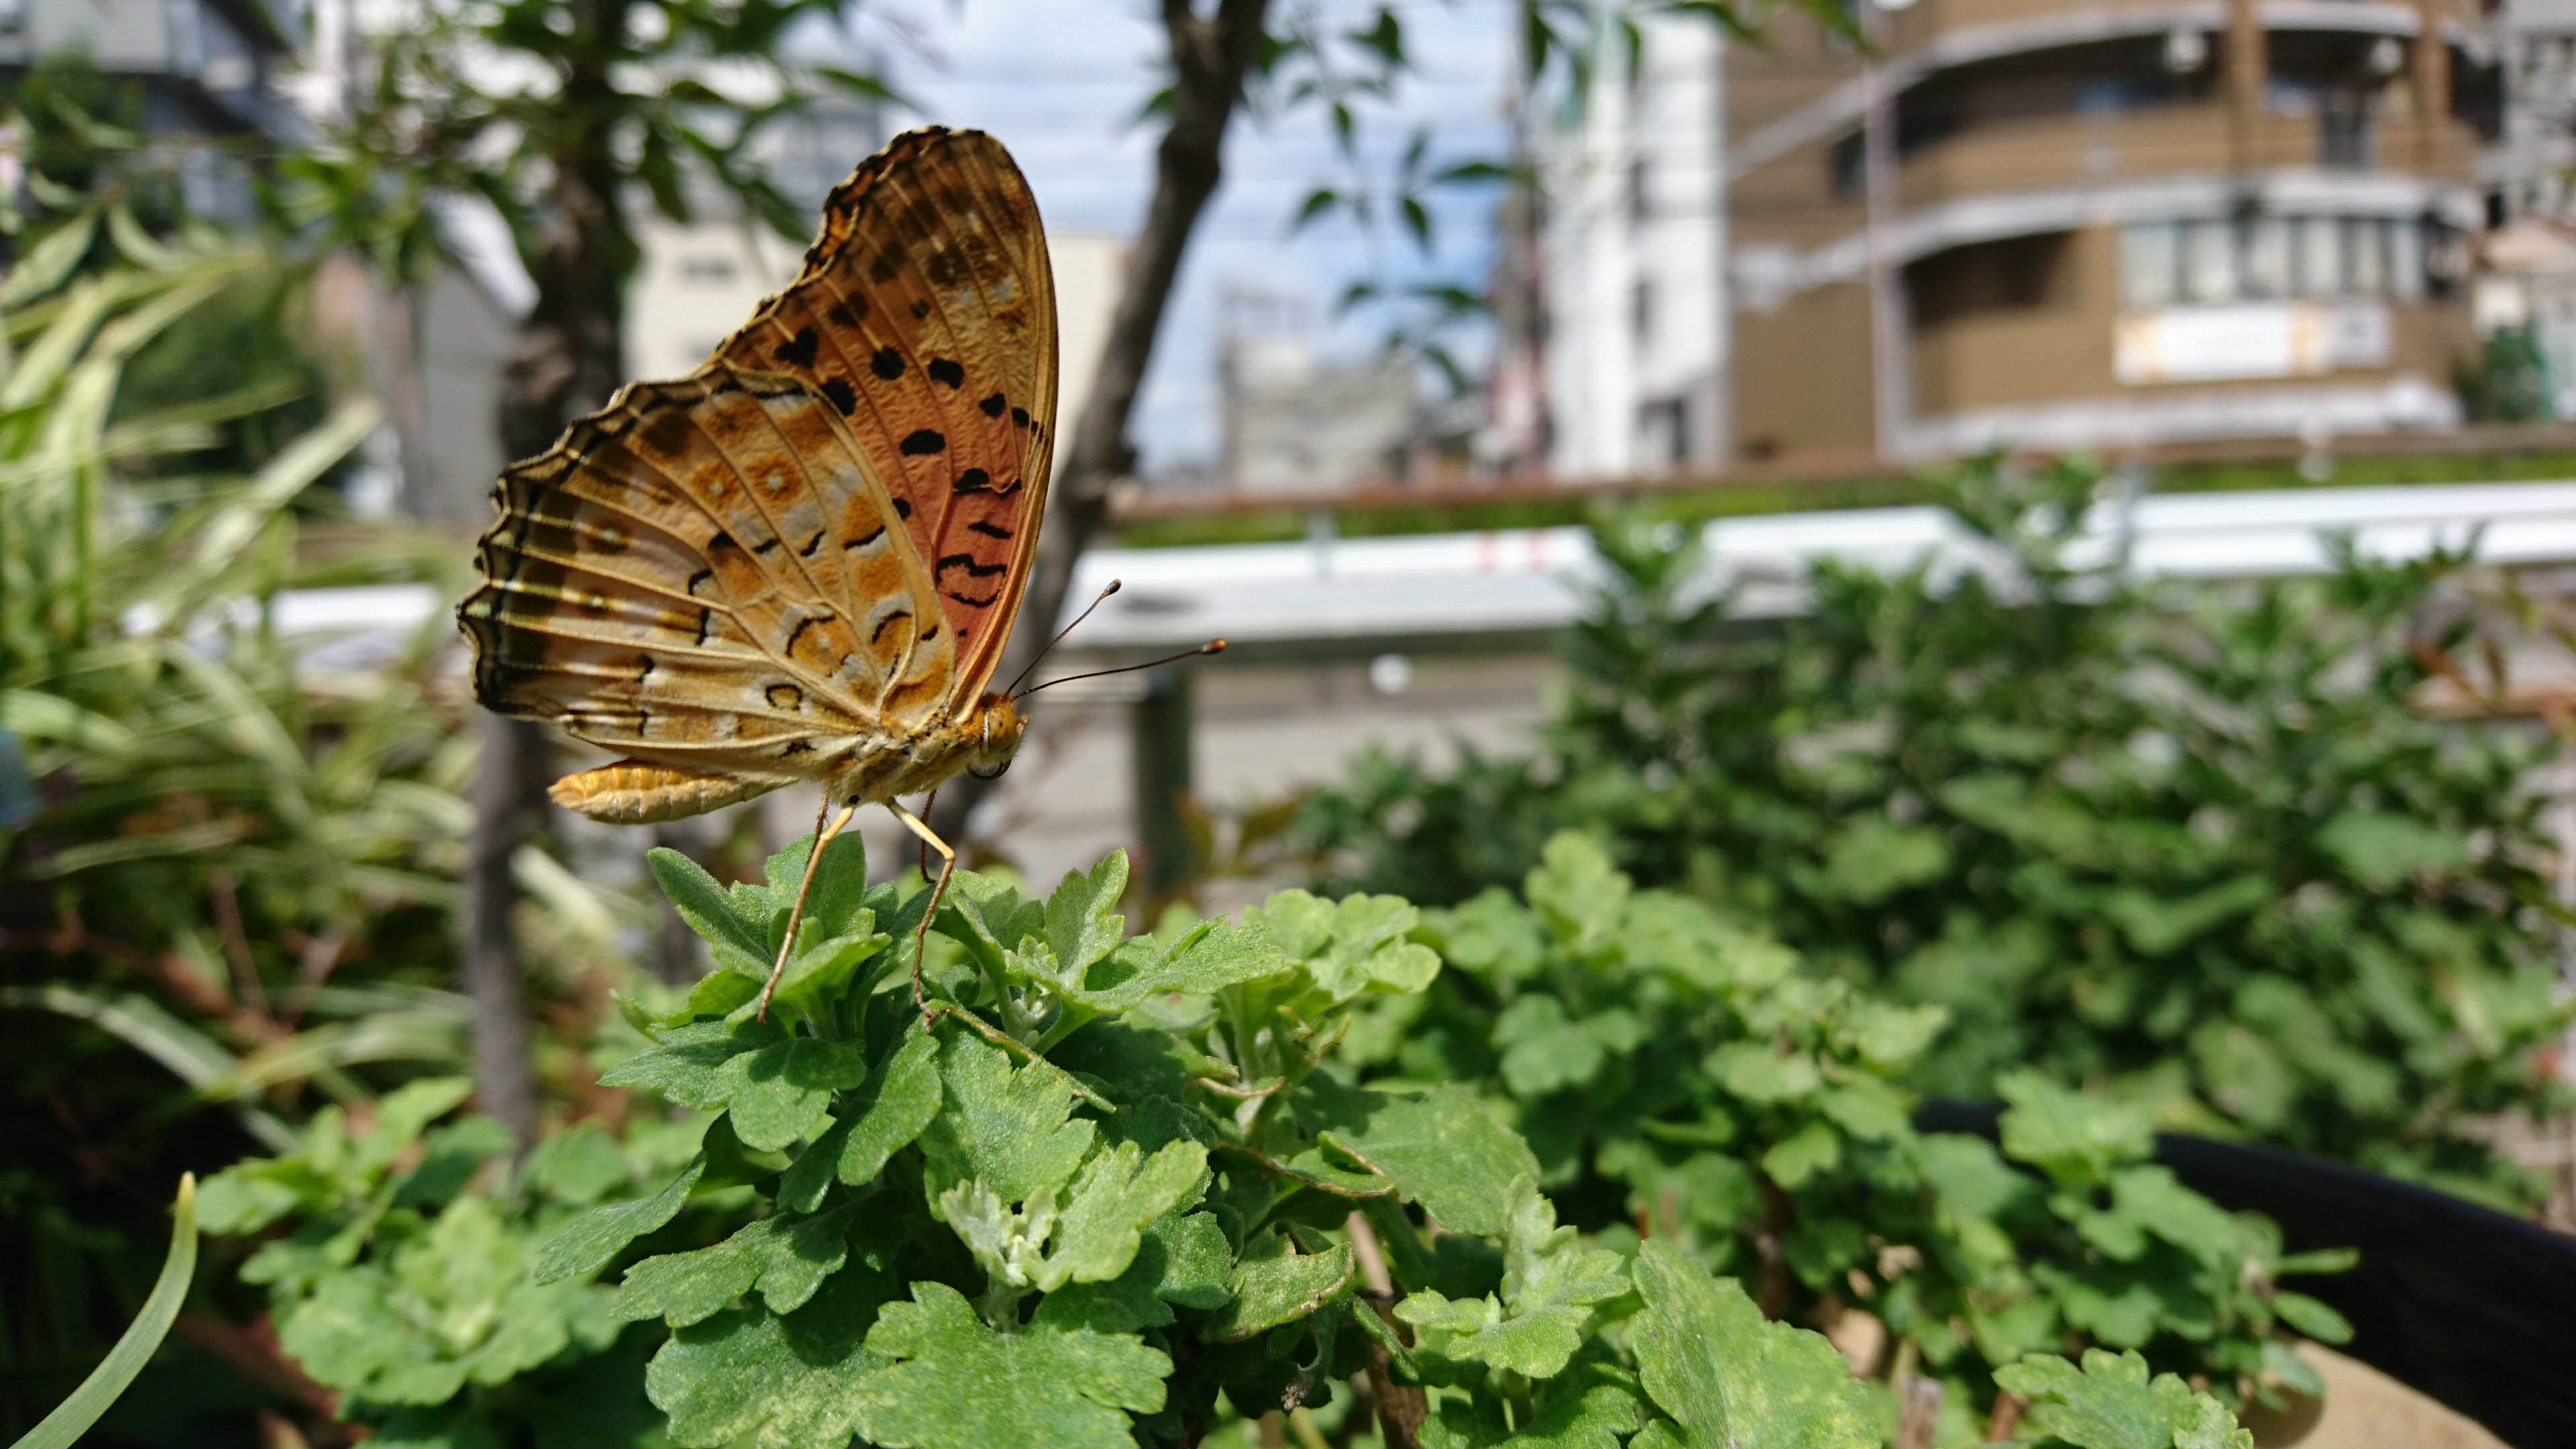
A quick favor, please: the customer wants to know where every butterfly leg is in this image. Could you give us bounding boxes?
[885,799,955,1021]
[757,792,860,1022]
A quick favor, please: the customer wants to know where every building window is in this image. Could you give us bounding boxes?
[2182,219,2238,303]
[1627,158,1651,223]
[1631,278,1655,344]
[2121,216,2432,306]
[2121,223,2178,308]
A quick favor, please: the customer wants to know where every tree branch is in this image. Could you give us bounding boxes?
[930,0,1273,845]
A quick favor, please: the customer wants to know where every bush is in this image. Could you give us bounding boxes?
[203,835,2269,1448]
[1302,460,2574,1208]
[1349,833,2349,1436]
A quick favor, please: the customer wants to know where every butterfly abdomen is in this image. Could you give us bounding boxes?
[548,760,786,824]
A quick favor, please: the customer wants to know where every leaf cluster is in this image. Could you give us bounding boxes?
[1301,457,2574,1208]
[1342,833,2347,1438]
[208,833,2265,1448]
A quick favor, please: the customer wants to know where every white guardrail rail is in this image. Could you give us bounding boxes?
[272,482,2576,667]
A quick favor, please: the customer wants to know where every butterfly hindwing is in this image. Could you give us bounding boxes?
[460,368,955,774]
[715,126,1058,703]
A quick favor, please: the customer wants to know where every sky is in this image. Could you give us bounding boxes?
[865,0,1518,473]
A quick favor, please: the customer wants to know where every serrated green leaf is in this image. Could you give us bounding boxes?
[600,1018,784,1109]
[1629,1240,1876,1449]
[727,1037,870,1152]
[1423,1361,1646,1448]
[777,1030,942,1212]
[1039,1139,1210,1290]
[534,1158,704,1284]
[849,1282,1169,1449]
[1065,921,1293,1012]
[1998,1071,2156,1189]
[918,1032,1096,1203]
[646,1265,893,1449]
[612,1206,851,1328]
[1308,1081,1537,1235]
[1209,1238,1356,1340]
[1250,889,1441,1002]
[1030,1210,1234,1334]
[1994,1348,2251,1449]
[1398,1287,1586,1377]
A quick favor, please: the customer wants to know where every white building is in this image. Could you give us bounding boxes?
[1535,13,1727,479]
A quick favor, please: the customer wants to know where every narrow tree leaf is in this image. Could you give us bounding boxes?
[535,1159,705,1285]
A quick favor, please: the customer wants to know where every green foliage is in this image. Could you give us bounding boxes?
[1303,459,2573,1207]
[1344,834,2347,1426]
[1994,1349,2254,1449]
[209,835,2263,1448]
[0,183,496,1436]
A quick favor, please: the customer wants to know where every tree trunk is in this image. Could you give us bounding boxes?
[461,0,636,1142]
[928,0,1271,847]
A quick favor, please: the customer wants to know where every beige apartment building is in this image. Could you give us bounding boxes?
[1726,0,2493,462]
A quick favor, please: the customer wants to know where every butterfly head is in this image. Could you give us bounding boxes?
[966,693,1026,781]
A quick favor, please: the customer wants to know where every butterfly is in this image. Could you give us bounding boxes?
[458,127,1059,1018]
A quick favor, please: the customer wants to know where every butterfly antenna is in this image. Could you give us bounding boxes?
[1015,640,1228,700]
[1004,579,1124,700]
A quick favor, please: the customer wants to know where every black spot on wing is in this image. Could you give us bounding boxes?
[936,553,1008,580]
[766,683,804,710]
[871,347,904,380]
[800,531,825,557]
[821,378,857,415]
[846,525,885,549]
[900,430,946,456]
[894,498,912,520]
[928,358,965,388]
[945,589,1000,608]
[774,327,821,368]
[827,299,863,327]
[968,521,1014,539]
[1010,407,1030,428]
[980,392,1006,418]
[909,301,930,320]
[871,610,912,645]
[954,468,991,492]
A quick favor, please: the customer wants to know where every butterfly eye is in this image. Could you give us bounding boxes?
[968,759,1012,782]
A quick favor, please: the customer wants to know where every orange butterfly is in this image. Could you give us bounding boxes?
[458,127,1059,1016]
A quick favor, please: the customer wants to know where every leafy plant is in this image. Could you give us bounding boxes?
[205,833,2263,1448]
[1344,833,2346,1438]
[1303,459,2574,1208]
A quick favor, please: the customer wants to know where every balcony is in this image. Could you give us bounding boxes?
[1881,0,2484,59]
[1894,102,2479,211]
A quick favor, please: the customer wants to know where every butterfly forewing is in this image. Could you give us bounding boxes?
[714,127,1059,704]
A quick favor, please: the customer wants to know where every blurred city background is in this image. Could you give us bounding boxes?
[7,0,2576,1441]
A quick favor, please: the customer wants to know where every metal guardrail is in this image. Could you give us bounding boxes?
[273,480,2576,666]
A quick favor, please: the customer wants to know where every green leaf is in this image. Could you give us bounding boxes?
[1998,1071,2156,1189]
[612,1206,851,1328]
[727,1037,870,1152]
[1493,996,1645,1097]
[1992,1348,2252,1449]
[918,1033,1096,1203]
[13,1174,197,1449]
[599,1018,784,1109]
[1524,833,1631,949]
[2269,1291,2353,1344]
[1705,1042,1822,1104]
[1250,890,1441,1002]
[648,847,768,969]
[1063,921,1293,1013]
[1424,1362,1646,1448]
[1401,1189,1626,1378]
[1309,1081,1538,1234]
[778,1030,943,1212]
[1760,1122,1842,1188]
[2316,810,2471,890]
[1040,1140,1210,1290]
[535,1158,705,1284]
[1629,1240,1876,1449]
[1209,1237,1356,1341]
[1813,819,1951,906]
[646,1267,892,1449]
[849,1283,1170,1449]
